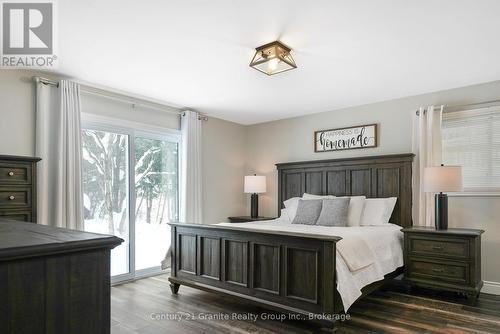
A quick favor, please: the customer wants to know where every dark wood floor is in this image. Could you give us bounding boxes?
[111,274,500,334]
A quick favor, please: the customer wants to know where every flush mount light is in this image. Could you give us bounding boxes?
[249,41,297,76]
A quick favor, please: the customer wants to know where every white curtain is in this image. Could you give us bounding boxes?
[36,80,84,230]
[179,110,203,224]
[412,105,443,226]
[161,110,203,270]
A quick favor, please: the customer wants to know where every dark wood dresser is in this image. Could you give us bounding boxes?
[0,220,123,334]
[0,155,41,223]
[402,227,484,298]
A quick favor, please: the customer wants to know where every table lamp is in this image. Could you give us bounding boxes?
[423,165,463,230]
[244,175,266,218]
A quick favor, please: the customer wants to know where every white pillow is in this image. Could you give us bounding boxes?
[283,197,301,221]
[284,197,300,208]
[338,196,366,226]
[360,197,397,226]
[302,193,335,200]
[279,208,291,222]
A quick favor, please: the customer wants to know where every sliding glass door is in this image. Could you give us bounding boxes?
[81,122,179,282]
[134,135,178,272]
[82,129,130,277]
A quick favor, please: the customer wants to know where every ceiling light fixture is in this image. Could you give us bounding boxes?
[249,41,297,76]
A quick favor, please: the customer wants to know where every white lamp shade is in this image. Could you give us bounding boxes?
[423,166,463,193]
[244,175,266,193]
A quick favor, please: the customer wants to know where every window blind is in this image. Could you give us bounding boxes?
[442,106,500,192]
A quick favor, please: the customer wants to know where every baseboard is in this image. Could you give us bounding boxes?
[481,281,500,295]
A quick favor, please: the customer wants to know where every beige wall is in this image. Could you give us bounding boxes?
[0,70,38,156]
[245,79,500,288]
[202,118,247,223]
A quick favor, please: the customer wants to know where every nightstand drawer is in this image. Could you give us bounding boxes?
[408,258,469,285]
[0,163,32,185]
[408,235,469,259]
[0,187,31,209]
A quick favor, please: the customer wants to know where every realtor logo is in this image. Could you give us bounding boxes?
[1,1,57,67]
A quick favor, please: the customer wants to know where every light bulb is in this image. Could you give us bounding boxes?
[267,58,280,73]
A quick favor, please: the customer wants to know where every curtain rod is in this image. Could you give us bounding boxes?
[33,76,59,87]
[32,76,184,116]
[80,86,182,116]
[415,99,500,115]
[181,111,208,121]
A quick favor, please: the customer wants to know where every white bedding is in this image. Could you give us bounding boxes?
[216,219,403,311]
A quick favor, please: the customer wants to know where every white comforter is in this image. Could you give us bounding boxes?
[216,219,403,311]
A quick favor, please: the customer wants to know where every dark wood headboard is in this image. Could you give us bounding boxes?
[275,153,414,227]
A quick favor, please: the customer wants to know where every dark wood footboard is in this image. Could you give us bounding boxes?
[168,222,342,329]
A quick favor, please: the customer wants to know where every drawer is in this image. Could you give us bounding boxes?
[0,210,32,222]
[0,187,31,209]
[408,258,469,285]
[408,235,469,259]
[0,163,32,185]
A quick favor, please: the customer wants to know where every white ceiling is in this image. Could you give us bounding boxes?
[55,0,500,125]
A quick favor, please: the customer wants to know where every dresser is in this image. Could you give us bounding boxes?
[402,227,484,298]
[0,155,40,223]
[0,220,123,334]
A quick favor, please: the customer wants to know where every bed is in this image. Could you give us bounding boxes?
[168,153,414,331]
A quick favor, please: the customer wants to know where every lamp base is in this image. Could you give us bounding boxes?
[435,192,448,230]
[251,193,259,218]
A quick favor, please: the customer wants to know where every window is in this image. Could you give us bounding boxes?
[442,107,500,193]
[81,116,180,282]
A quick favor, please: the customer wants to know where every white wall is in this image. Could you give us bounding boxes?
[245,79,500,287]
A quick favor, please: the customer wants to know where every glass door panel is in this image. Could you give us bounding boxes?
[134,137,178,271]
[82,129,130,276]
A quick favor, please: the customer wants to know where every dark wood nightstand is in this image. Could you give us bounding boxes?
[227,216,276,223]
[402,227,484,298]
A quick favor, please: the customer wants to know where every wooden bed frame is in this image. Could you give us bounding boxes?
[168,153,414,331]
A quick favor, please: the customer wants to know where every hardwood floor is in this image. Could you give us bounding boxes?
[111,274,500,334]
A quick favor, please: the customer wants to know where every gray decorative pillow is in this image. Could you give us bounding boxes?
[316,198,351,227]
[291,199,323,225]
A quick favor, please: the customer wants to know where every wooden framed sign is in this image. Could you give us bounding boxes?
[314,124,378,152]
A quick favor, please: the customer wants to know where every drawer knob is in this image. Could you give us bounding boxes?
[8,195,15,200]
[432,268,444,273]
[8,171,14,176]
[432,246,443,251]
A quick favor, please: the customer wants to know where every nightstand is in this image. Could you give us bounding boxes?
[402,227,484,298]
[227,216,276,223]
